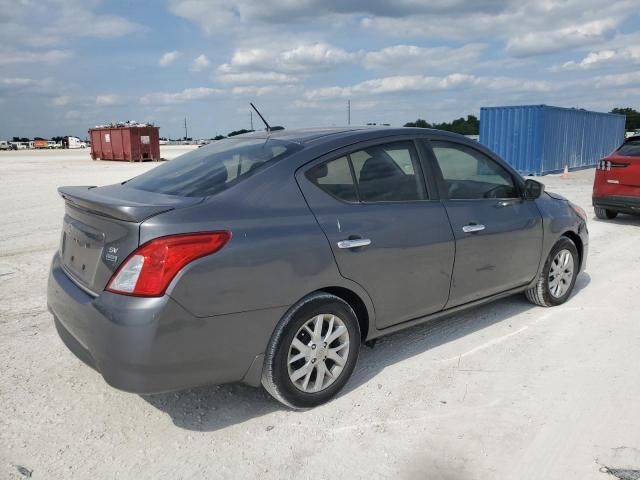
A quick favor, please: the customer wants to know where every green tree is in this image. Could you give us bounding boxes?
[227,129,254,137]
[404,115,479,135]
[404,119,430,128]
[610,108,640,131]
[213,135,226,140]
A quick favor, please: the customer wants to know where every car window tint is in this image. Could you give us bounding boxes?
[349,141,425,202]
[617,140,640,157]
[431,141,518,199]
[306,156,357,202]
[126,138,299,197]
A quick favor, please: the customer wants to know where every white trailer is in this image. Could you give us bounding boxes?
[67,136,87,149]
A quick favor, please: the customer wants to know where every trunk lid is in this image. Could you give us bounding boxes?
[58,184,202,293]
[608,154,640,188]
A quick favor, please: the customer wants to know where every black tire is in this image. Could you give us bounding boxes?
[594,207,618,219]
[525,237,579,307]
[262,292,361,409]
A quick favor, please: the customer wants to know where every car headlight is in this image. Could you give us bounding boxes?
[569,202,587,222]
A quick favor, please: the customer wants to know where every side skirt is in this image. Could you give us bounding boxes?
[367,285,528,341]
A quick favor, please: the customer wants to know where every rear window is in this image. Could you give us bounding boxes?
[617,140,640,157]
[126,138,301,197]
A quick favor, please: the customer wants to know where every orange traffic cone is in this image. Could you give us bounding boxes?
[561,164,569,179]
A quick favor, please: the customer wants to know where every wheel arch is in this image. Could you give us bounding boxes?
[312,286,372,341]
[562,230,583,269]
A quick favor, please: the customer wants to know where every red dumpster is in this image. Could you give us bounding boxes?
[89,125,160,162]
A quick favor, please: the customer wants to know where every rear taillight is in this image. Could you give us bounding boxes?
[597,160,628,170]
[106,231,231,297]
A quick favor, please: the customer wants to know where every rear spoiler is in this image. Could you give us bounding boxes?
[58,185,201,222]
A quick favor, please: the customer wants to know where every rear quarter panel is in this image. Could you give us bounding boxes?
[139,157,374,318]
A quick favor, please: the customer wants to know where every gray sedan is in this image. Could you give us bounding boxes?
[47,127,589,408]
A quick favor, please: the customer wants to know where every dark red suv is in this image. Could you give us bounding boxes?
[593,136,640,219]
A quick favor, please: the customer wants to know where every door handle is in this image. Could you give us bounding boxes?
[462,224,485,233]
[337,238,372,249]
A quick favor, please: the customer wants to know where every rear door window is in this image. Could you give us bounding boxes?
[431,141,519,199]
[617,140,640,157]
[307,140,426,203]
[126,138,301,197]
[307,156,357,202]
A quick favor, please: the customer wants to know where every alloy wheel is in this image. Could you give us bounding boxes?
[548,249,574,298]
[287,314,350,393]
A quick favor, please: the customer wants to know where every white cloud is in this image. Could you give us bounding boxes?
[278,43,356,71]
[140,87,223,105]
[231,85,278,96]
[0,0,140,48]
[363,44,485,72]
[0,49,73,65]
[0,77,54,94]
[1,78,38,88]
[167,0,507,33]
[552,46,640,71]
[191,54,211,72]
[506,19,618,57]
[96,94,117,106]
[51,96,70,107]
[216,71,300,85]
[593,70,640,88]
[159,51,180,67]
[217,43,356,78]
[360,0,637,57]
[304,73,552,100]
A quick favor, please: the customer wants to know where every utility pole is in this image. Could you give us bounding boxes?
[347,100,351,125]
[250,110,254,131]
[184,117,188,140]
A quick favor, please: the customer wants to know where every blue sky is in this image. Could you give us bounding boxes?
[1,0,639,139]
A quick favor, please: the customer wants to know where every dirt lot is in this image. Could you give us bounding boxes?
[1,148,639,480]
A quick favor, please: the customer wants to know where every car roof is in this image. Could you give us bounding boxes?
[236,126,463,146]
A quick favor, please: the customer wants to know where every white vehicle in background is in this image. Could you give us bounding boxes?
[0,141,13,151]
[47,140,61,149]
[67,136,87,149]
[10,142,27,150]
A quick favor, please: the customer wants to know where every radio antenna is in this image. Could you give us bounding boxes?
[250,103,271,131]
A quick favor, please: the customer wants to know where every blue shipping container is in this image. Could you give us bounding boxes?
[479,105,626,175]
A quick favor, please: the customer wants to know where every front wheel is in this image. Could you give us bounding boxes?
[525,237,579,307]
[594,207,618,219]
[262,293,361,409]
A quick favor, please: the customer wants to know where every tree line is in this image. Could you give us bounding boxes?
[404,115,480,135]
[610,108,640,131]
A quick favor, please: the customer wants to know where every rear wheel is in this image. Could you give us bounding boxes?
[525,237,579,307]
[262,293,361,409]
[594,206,618,219]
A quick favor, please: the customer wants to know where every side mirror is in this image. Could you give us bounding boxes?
[523,179,545,200]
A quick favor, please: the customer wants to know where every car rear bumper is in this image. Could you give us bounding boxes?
[593,195,640,214]
[47,253,286,394]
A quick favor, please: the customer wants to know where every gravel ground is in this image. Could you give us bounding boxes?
[1,148,639,480]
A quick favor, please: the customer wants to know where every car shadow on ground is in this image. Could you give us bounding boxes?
[593,213,640,225]
[143,272,591,432]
